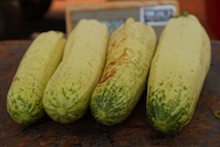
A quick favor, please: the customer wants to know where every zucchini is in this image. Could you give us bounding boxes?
[90,18,156,125]
[6,31,66,125]
[43,19,109,124]
[146,14,211,134]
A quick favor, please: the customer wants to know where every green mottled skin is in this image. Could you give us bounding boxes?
[146,14,211,134]
[147,86,196,133]
[90,18,156,126]
[43,19,109,124]
[6,31,66,125]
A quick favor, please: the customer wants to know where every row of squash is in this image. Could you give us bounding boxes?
[6,13,211,134]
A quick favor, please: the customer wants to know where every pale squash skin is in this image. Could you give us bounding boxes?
[6,31,66,125]
[146,14,211,134]
[90,18,156,126]
[43,19,109,124]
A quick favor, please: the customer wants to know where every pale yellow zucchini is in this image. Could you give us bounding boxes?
[43,19,109,124]
[146,14,211,134]
[90,18,157,125]
[7,31,66,125]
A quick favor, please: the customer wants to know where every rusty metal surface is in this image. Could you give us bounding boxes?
[0,40,220,146]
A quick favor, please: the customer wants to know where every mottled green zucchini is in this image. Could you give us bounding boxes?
[43,19,109,124]
[90,18,156,125]
[146,14,211,134]
[7,31,66,125]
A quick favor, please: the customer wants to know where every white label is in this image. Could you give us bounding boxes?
[140,5,177,26]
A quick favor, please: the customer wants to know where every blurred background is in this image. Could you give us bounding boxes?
[0,0,219,40]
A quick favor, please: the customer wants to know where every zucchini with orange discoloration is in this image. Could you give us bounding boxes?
[90,18,156,126]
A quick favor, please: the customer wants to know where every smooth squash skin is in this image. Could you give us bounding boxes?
[90,18,156,126]
[146,14,211,134]
[6,31,66,125]
[43,19,109,124]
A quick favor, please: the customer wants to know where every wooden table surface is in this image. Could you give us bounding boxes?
[0,40,220,146]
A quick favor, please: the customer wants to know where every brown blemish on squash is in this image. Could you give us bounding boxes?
[99,48,128,84]
[120,36,126,42]
[111,41,116,48]
[118,49,128,64]
[109,49,127,66]
[99,70,116,84]
[199,57,203,66]
[108,60,117,66]
[13,76,19,82]
[110,35,127,49]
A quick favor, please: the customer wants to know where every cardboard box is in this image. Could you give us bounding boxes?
[65,0,179,38]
